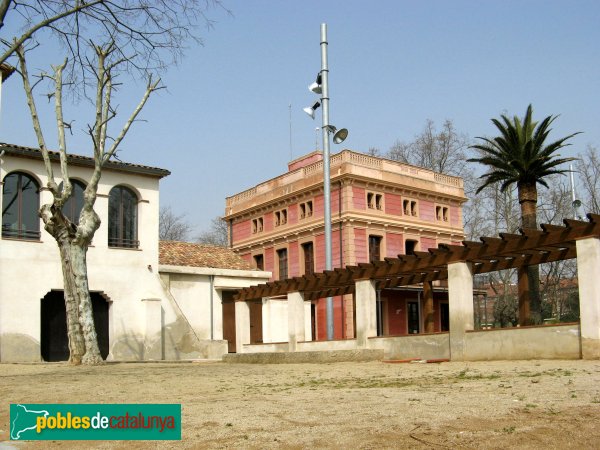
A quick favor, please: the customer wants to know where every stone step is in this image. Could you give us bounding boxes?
[222,349,384,364]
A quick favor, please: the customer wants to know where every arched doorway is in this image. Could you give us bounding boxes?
[40,290,110,361]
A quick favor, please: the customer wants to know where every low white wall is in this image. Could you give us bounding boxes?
[297,339,358,352]
[463,324,581,361]
[262,299,288,343]
[238,324,582,362]
[369,334,450,360]
[243,342,289,353]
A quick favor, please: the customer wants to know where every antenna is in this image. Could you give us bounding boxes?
[289,103,293,161]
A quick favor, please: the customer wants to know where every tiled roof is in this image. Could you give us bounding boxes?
[0,143,170,178]
[159,241,255,271]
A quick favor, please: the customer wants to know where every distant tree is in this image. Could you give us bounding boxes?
[159,206,192,241]
[537,176,578,322]
[366,147,380,157]
[493,291,518,328]
[197,216,228,247]
[388,119,470,177]
[576,145,600,215]
[469,104,579,325]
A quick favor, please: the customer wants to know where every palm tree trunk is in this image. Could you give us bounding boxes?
[518,181,542,325]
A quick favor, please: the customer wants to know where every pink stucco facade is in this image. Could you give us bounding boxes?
[225,150,467,340]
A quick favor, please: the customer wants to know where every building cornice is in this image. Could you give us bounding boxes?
[0,143,170,179]
[158,264,271,279]
[225,149,465,218]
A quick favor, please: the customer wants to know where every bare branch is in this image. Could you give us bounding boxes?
[103,75,162,164]
[0,0,105,66]
[53,57,71,206]
[16,43,59,196]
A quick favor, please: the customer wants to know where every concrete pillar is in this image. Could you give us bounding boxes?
[234,301,251,354]
[304,301,313,341]
[212,286,224,340]
[576,237,600,359]
[355,279,377,347]
[287,291,306,351]
[423,281,435,333]
[448,262,474,361]
[261,298,271,343]
[142,298,162,360]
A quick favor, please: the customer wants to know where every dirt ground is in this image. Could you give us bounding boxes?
[1,359,599,449]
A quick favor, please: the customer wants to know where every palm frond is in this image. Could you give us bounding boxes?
[470,105,580,198]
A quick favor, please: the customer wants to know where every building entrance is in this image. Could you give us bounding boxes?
[40,290,109,361]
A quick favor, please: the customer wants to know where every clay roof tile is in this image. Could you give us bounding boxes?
[159,241,254,271]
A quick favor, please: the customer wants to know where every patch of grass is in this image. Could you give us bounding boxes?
[502,426,516,434]
[518,371,543,378]
[454,370,501,381]
[525,403,538,408]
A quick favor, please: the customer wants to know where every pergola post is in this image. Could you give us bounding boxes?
[576,237,600,359]
[355,279,377,347]
[518,266,531,326]
[287,291,306,352]
[423,281,435,333]
[234,301,251,354]
[448,261,474,361]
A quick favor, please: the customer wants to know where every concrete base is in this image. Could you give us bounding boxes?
[222,349,384,364]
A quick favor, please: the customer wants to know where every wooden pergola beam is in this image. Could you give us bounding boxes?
[235,215,600,301]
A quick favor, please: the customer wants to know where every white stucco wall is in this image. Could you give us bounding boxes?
[158,267,271,350]
[0,154,167,361]
[0,152,270,362]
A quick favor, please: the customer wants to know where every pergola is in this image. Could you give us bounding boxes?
[233,214,600,360]
[236,215,599,300]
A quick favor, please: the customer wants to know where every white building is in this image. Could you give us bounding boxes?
[0,143,270,362]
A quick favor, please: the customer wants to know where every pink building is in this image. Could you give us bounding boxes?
[224,150,467,342]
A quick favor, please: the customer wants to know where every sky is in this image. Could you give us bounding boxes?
[2,0,599,236]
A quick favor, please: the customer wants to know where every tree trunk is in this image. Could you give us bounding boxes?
[58,242,85,364]
[41,204,103,365]
[59,242,103,365]
[518,181,542,325]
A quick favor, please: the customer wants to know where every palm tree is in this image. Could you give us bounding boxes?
[469,104,580,324]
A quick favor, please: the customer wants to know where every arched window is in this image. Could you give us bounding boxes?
[108,185,138,248]
[60,179,86,224]
[2,172,41,240]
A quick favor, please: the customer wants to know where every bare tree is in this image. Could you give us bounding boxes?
[9,2,226,365]
[1,1,228,91]
[537,175,579,322]
[17,42,161,364]
[388,119,470,177]
[197,216,227,247]
[576,145,600,215]
[365,147,380,157]
[159,206,192,241]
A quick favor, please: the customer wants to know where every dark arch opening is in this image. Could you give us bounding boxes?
[40,290,110,362]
